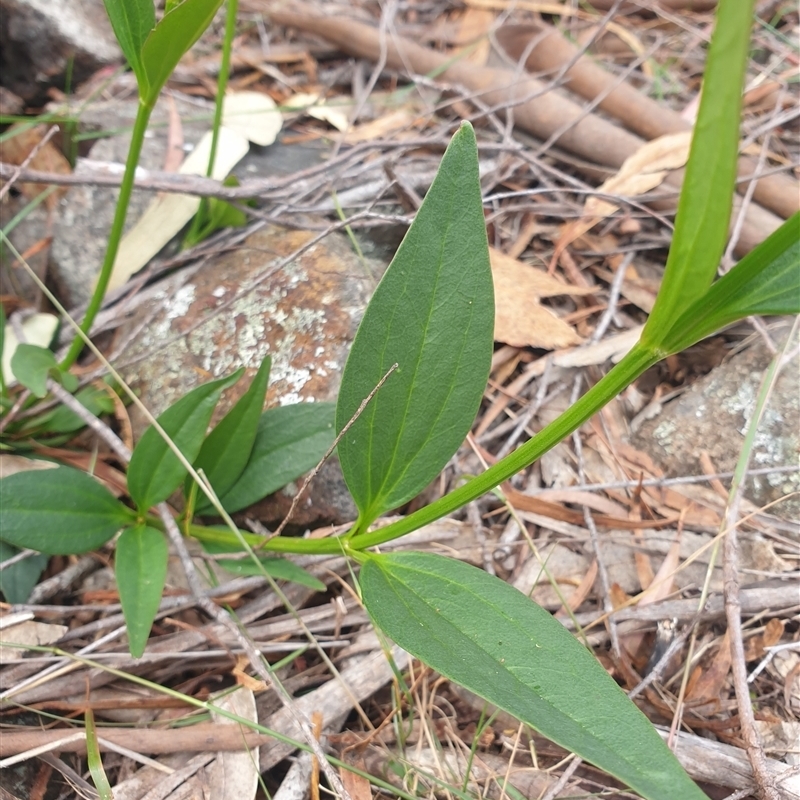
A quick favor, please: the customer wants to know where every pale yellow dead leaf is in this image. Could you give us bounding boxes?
[490,247,587,349]
[107,92,283,293]
[586,131,692,217]
[286,92,352,132]
[207,687,260,800]
[453,8,495,65]
[553,325,643,368]
[0,614,68,663]
[344,109,420,144]
[107,126,249,293]
[222,90,283,146]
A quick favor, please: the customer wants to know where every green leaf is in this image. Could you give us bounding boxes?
[183,193,248,249]
[642,1,755,345]
[0,541,49,604]
[660,212,800,353]
[85,709,114,800]
[201,539,325,591]
[116,525,168,657]
[37,385,116,435]
[140,0,224,104]
[336,122,494,526]
[193,357,270,505]
[127,370,243,511]
[215,402,335,514]
[10,343,57,398]
[101,0,155,87]
[361,553,709,800]
[0,467,135,555]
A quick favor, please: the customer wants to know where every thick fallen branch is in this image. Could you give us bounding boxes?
[259,1,784,255]
[494,22,799,221]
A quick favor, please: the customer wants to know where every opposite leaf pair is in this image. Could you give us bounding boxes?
[0,360,334,654]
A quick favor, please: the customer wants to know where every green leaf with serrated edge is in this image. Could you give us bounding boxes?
[660,212,800,354]
[127,370,243,511]
[201,539,325,590]
[10,344,57,398]
[214,402,335,514]
[192,357,270,505]
[0,467,135,555]
[642,0,754,346]
[116,525,168,657]
[101,0,155,87]
[361,553,709,800]
[38,385,116,435]
[140,0,224,104]
[0,541,49,604]
[336,123,493,527]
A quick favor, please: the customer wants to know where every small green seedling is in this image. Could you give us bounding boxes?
[1,1,798,799]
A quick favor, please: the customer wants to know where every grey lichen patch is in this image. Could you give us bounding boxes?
[652,419,677,450]
[634,326,799,523]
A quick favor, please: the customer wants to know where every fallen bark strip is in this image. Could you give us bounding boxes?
[0,647,409,770]
[0,723,272,758]
[259,1,783,255]
[571,583,798,624]
[657,729,800,800]
[495,23,799,220]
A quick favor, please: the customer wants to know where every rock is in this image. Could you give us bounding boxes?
[50,97,211,308]
[0,85,23,115]
[114,224,386,527]
[49,95,330,308]
[633,323,800,522]
[0,0,121,102]
[0,193,51,304]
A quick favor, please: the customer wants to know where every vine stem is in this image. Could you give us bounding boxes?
[185,343,659,556]
[61,99,155,369]
[350,342,658,550]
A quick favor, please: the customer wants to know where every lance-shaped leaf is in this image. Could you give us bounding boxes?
[361,552,710,800]
[193,356,271,509]
[140,0,224,104]
[660,212,800,354]
[102,0,155,86]
[0,466,135,554]
[216,402,335,514]
[116,525,168,657]
[642,0,754,343]
[336,122,494,526]
[128,370,242,511]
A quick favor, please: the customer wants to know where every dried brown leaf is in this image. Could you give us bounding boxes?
[490,247,589,349]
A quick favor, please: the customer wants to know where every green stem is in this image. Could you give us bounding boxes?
[207,0,237,180]
[180,343,660,557]
[61,99,155,369]
[351,343,660,551]
[185,520,347,555]
[187,0,237,241]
